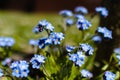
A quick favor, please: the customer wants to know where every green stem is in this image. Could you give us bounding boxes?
[42,65,51,79]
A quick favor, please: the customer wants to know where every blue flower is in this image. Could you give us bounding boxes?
[38,38,48,49]
[74,6,88,14]
[79,43,94,56]
[33,20,54,33]
[103,71,116,80]
[69,51,85,67]
[66,45,75,52]
[59,10,73,17]
[65,19,74,26]
[97,27,112,39]
[30,54,45,69]
[29,39,38,46]
[77,19,92,30]
[10,60,29,78]
[2,58,12,66]
[0,37,15,47]
[92,35,102,43]
[95,7,108,17]
[0,68,3,77]
[114,47,120,55]
[114,48,120,65]
[49,32,64,45]
[80,69,93,78]
[74,14,85,20]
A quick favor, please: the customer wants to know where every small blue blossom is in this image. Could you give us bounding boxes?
[33,20,54,33]
[29,39,38,46]
[66,45,75,52]
[80,69,93,78]
[103,71,116,80]
[95,7,108,17]
[114,47,120,55]
[74,14,85,20]
[10,60,29,78]
[49,32,64,45]
[114,48,120,65]
[0,68,3,77]
[0,37,15,47]
[92,35,102,43]
[2,58,12,66]
[65,19,74,26]
[59,10,73,17]
[74,6,88,14]
[69,51,85,67]
[97,27,112,39]
[38,38,48,49]
[79,43,94,56]
[77,19,92,30]
[30,54,45,69]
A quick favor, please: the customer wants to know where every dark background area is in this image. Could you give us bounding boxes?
[0,0,102,12]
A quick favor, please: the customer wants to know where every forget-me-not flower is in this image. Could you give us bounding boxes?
[0,68,3,77]
[74,6,88,14]
[30,54,45,69]
[66,45,75,52]
[103,71,116,80]
[59,10,73,17]
[80,69,93,78]
[10,60,29,78]
[77,19,91,30]
[92,35,102,43]
[79,43,94,56]
[95,7,108,17]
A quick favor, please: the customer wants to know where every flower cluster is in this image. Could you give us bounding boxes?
[10,60,29,78]
[103,71,116,80]
[0,37,15,47]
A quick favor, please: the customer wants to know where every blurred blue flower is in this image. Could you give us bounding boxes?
[2,58,12,66]
[59,10,73,17]
[49,32,64,45]
[33,20,54,33]
[0,68,3,77]
[74,6,88,14]
[29,39,38,46]
[80,69,93,78]
[66,45,75,52]
[92,35,102,43]
[95,7,108,17]
[10,60,29,78]
[65,19,74,26]
[97,27,112,39]
[114,47,120,54]
[77,19,92,30]
[38,38,48,49]
[30,54,45,69]
[0,37,15,47]
[103,71,116,80]
[79,43,94,56]
[74,14,85,20]
[114,47,120,65]
[69,51,85,67]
